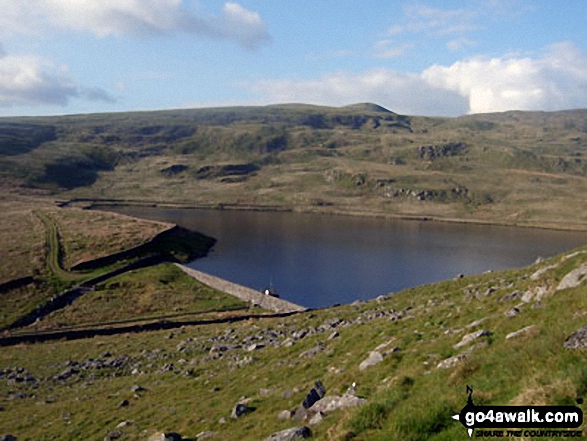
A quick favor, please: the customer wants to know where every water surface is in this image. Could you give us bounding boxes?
[108,207,587,308]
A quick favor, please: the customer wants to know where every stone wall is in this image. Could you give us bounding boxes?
[175,264,307,313]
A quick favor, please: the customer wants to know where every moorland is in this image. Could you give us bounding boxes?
[1,103,587,440]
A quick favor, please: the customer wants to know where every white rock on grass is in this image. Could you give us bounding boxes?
[505,325,537,340]
[453,330,491,349]
[437,354,468,369]
[556,263,587,291]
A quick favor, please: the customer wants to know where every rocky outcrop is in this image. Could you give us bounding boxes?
[417,142,467,160]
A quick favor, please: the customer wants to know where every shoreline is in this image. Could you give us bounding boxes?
[62,197,587,233]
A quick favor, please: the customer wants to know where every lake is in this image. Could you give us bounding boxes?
[107,207,587,308]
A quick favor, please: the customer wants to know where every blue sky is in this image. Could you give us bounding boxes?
[1,0,587,117]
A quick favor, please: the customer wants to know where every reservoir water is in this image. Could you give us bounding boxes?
[108,207,587,308]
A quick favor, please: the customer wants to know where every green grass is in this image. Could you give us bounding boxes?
[34,263,250,330]
[1,246,587,440]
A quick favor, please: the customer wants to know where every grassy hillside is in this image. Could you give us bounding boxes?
[1,245,586,440]
[1,104,586,229]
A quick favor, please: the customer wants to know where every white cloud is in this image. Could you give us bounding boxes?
[0,0,269,49]
[248,42,587,116]
[248,69,469,116]
[0,53,114,107]
[423,42,587,113]
[388,5,478,37]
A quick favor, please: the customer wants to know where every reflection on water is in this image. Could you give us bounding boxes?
[108,207,587,308]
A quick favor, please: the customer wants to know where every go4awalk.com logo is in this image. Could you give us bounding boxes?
[452,386,584,438]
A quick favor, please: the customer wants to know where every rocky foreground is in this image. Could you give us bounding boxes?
[1,247,587,440]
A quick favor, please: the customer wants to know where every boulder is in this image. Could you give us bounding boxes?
[556,263,587,291]
[437,354,467,369]
[0,436,17,441]
[105,430,124,440]
[231,403,251,419]
[196,432,215,440]
[264,426,312,441]
[302,381,326,409]
[310,394,365,413]
[504,307,520,318]
[505,325,537,340]
[359,351,383,371]
[278,410,293,420]
[453,330,491,349]
[309,411,324,426]
[147,433,182,441]
[564,326,587,350]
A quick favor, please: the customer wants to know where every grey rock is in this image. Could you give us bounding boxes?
[104,430,124,440]
[131,385,147,393]
[505,307,520,318]
[453,330,491,350]
[310,394,366,413]
[264,426,312,441]
[231,403,251,418]
[302,380,326,409]
[147,433,182,441]
[278,410,294,420]
[0,436,17,441]
[530,264,558,281]
[359,351,383,371]
[556,263,587,291]
[299,344,324,358]
[564,326,587,350]
[466,317,488,329]
[437,354,467,369]
[117,420,133,428]
[501,291,523,302]
[309,411,325,426]
[117,399,130,408]
[56,367,79,381]
[327,331,339,340]
[196,431,215,440]
[506,325,537,340]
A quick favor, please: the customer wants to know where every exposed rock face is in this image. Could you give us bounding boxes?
[417,142,467,160]
[556,263,587,291]
[564,326,587,350]
[264,426,312,441]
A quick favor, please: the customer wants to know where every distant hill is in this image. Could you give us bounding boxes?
[0,103,586,229]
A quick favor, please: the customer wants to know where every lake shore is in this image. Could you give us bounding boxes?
[62,197,587,232]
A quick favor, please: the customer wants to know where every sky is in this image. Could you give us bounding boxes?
[1,0,587,117]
